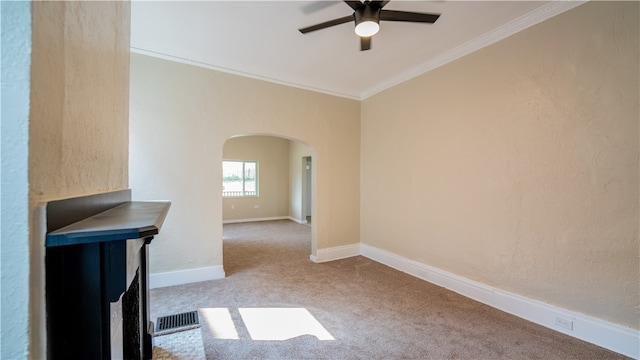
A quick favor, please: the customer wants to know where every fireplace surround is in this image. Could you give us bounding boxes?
[45,190,170,359]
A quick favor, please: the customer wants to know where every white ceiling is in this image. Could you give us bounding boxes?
[130,1,584,100]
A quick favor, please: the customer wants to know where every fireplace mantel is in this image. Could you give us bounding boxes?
[46,201,171,247]
[45,191,170,360]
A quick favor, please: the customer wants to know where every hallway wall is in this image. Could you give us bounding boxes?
[289,141,313,224]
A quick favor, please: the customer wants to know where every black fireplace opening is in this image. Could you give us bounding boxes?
[123,269,141,359]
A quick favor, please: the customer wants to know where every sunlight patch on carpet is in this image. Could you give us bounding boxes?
[239,308,335,341]
[201,308,240,340]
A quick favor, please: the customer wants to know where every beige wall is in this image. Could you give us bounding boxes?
[361,1,639,329]
[29,2,131,357]
[222,136,290,221]
[30,1,130,199]
[129,54,361,272]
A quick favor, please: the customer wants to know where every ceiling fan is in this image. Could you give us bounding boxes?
[298,0,440,51]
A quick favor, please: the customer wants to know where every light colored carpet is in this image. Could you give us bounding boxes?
[150,220,629,360]
[152,329,206,360]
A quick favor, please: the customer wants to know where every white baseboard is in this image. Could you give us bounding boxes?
[360,244,639,359]
[287,216,307,224]
[222,216,309,225]
[310,243,360,263]
[147,240,638,358]
[223,216,289,224]
[149,265,225,289]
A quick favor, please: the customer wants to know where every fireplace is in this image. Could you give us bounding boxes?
[45,190,170,359]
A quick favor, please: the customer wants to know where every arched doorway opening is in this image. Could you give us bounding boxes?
[221,134,316,273]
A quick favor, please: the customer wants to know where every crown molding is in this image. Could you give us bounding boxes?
[130,43,362,101]
[359,1,588,100]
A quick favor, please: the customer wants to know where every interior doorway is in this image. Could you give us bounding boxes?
[302,156,312,225]
[221,136,314,227]
[221,135,316,273]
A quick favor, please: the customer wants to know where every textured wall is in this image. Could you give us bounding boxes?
[1,3,32,358]
[222,136,291,221]
[129,54,361,273]
[361,1,639,329]
[30,1,130,199]
[28,2,131,358]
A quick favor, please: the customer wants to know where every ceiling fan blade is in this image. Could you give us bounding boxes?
[380,10,440,23]
[299,15,354,34]
[370,0,390,9]
[360,36,371,51]
[343,0,363,11]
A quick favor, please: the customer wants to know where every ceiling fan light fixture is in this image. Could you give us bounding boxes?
[355,20,379,37]
[354,5,380,37]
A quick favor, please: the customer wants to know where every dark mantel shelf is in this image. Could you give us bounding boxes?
[46,201,171,247]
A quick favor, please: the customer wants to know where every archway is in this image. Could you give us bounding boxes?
[221,134,316,272]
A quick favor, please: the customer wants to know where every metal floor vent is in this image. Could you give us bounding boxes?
[156,311,199,332]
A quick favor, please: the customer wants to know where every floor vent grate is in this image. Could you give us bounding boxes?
[156,311,199,332]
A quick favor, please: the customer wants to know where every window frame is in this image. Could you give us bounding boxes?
[222,160,259,198]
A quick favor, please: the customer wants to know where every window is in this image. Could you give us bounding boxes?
[223,160,258,197]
